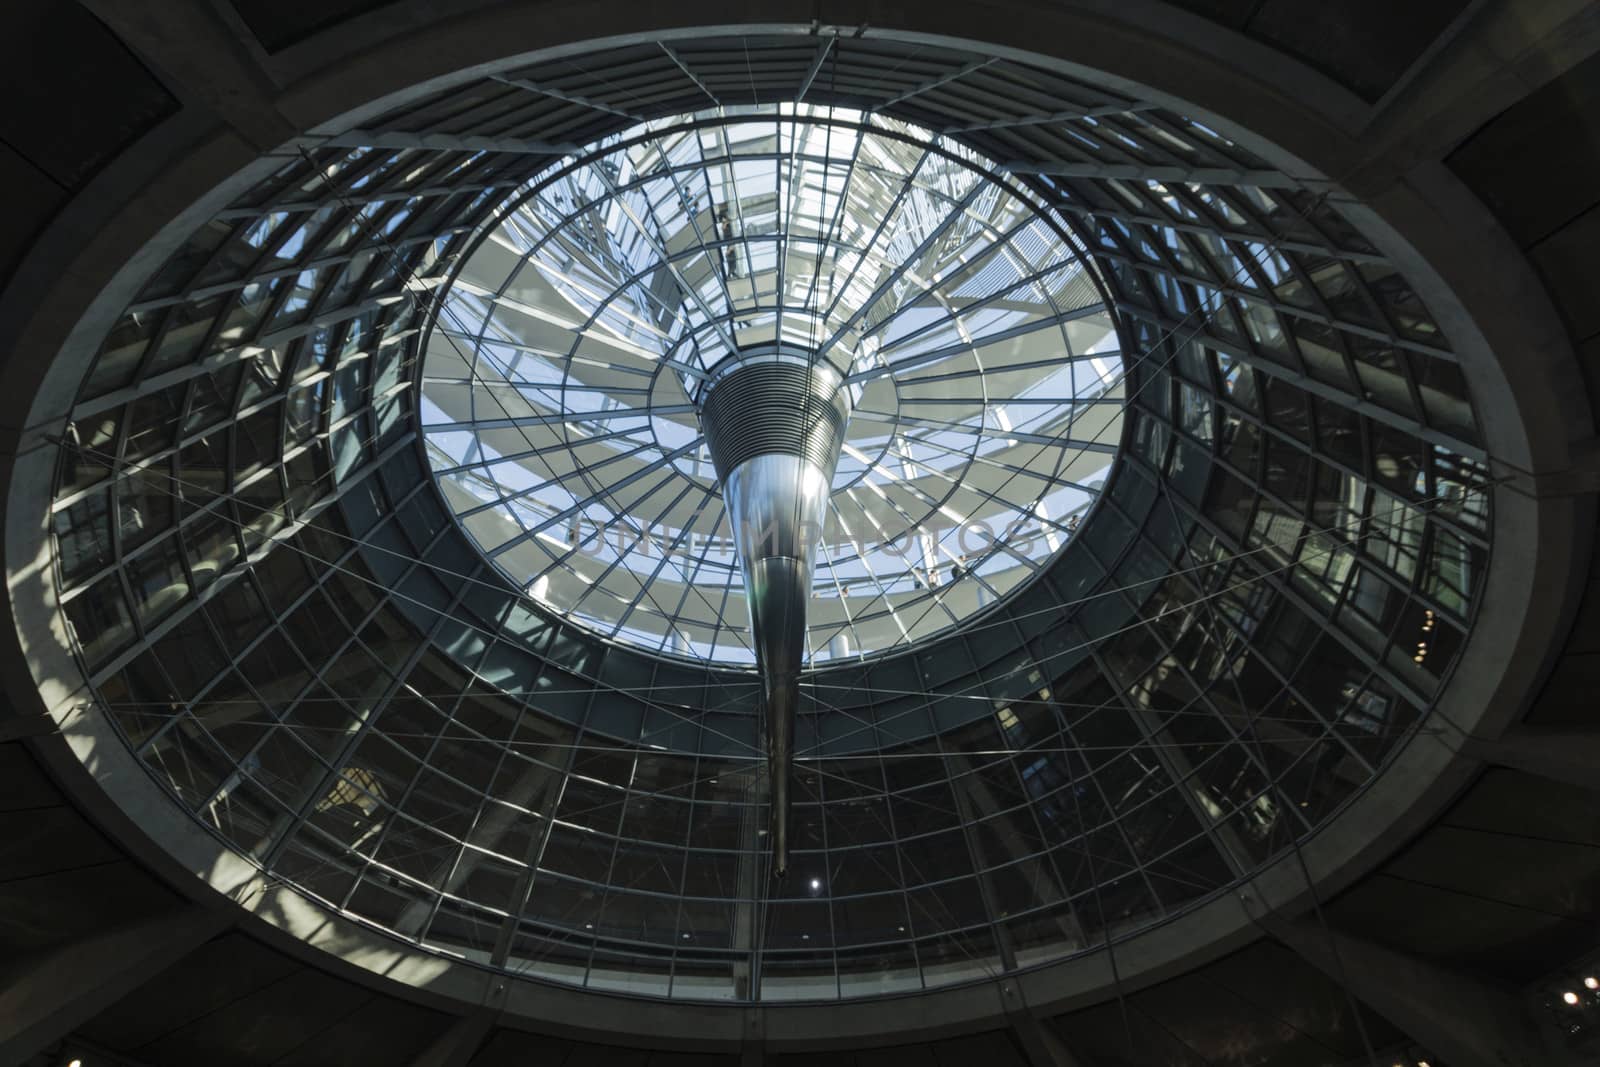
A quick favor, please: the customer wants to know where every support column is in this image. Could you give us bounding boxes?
[1459,727,1600,791]
[0,903,232,1064]
[1257,913,1560,1067]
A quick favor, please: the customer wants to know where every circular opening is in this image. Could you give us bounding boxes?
[420,103,1122,666]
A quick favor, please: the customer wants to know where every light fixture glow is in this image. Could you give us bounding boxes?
[1586,976,1598,990]
[1564,991,1580,1005]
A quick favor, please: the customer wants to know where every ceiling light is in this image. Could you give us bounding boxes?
[1564,991,1580,1005]
[809,878,821,891]
[1586,977,1598,989]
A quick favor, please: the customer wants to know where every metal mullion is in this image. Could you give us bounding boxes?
[389,81,539,138]
[431,331,655,380]
[135,529,382,768]
[894,348,1111,389]
[591,161,740,357]
[61,436,347,611]
[856,431,1104,526]
[648,122,742,326]
[945,99,1155,135]
[599,478,758,660]
[1116,304,1485,460]
[157,192,366,383]
[930,729,1020,972]
[1044,651,1169,925]
[837,748,924,983]
[708,122,763,324]
[326,574,485,910]
[586,738,648,970]
[702,527,749,665]
[480,439,700,554]
[1208,393,1486,550]
[652,490,727,658]
[1054,199,1382,265]
[131,203,310,366]
[135,477,434,764]
[129,247,391,314]
[572,479,699,633]
[423,403,687,434]
[1113,109,1248,175]
[801,744,843,997]
[442,204,753,680]
[817,179,991,357]
[662,749,702,990]
[875,56,997,110]
[492,74,647,122]
[430,423,651,477]
[795,122,869,319]
[1147,573,1380,793]
[1009,103,1177,174]
[902,393,1121,408]
[1102,243,1454,363]
[772,107,801,346]
[73,295,418,421]
[992,614,1092,943]
[855,408,1118,454]
[489,711,582,967]
[852,228,1093,356]
[659,43,720,107]
[212,180,504,220]
[81,433,415,683]
[1204,425,1482,586]
[688,508,747,663]
[412,661,561,950]
[1157,481,1431,711]
[829,493,911,647]
[602,486,715,654]
[1082,631,1254,881]
[1153,492,1364,829]
[810,146,935,328]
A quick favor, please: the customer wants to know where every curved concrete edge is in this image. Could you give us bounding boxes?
[0,1,1592,1051]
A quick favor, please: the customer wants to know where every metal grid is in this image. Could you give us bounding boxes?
[423,103,1120,666]
[47,33,1487,1003]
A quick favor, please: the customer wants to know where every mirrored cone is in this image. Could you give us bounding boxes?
[698,356,850,877]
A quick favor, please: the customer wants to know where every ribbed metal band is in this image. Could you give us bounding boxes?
[698,361,852,481]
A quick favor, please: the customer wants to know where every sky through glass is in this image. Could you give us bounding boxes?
[421,104,1124,665]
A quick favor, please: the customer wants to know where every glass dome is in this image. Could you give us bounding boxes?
[421,104,1121,666]
[39,31,1493,1011]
